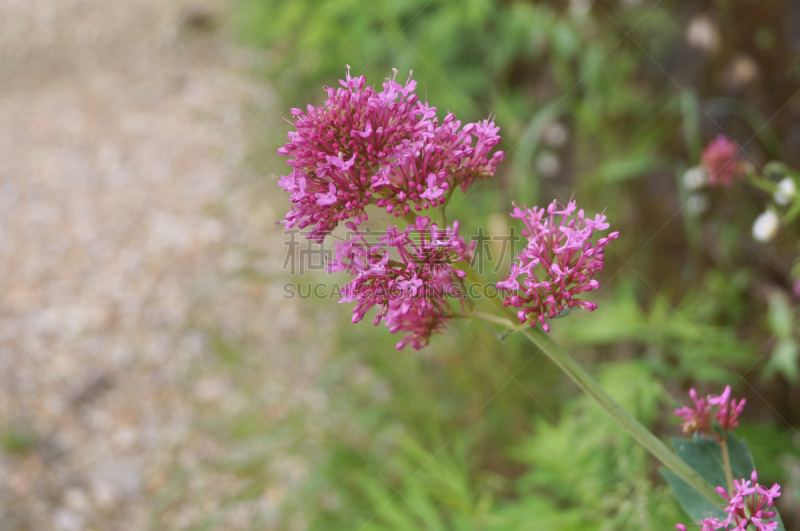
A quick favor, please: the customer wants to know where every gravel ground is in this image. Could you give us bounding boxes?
[0,1,335,529]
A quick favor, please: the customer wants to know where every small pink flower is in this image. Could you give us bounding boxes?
[678,471,781,531]
[329,216,474,349]
[698,517,723,531]
[385,268,461,350]
[674,388,712,436]
[701,135,746,187]
[674,385,745,435]
[497,198,618,331]
[420,173,445,201]
[315,182,338,206]
[708,385,746,431]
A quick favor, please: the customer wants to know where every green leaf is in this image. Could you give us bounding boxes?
[670,434,755,487]
[765,292,799,382]
[679,91,703,161]
[764,161,800,180]
[764,339,799,383]
[725,436,756,478]
[671,435,726,487]
[664,435,786,530]
[660,471,726,523]
[767,292,794,337]
[594,155,661,184]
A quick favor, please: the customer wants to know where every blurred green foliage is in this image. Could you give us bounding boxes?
[0,422,36,456]
[181,327,690,529]
[169,0,800,528]
[236,0,682,207]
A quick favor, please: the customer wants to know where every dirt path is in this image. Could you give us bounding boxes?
[0,1,328,529]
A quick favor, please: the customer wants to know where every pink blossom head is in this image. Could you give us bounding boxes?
[674,385,745,436]
[385,268,462,350]
[373,112,505,216]
[698,472,780,531]
[701,135,746,187]
[328,216,474,349]
[708,385,746,431]
[679,470,781,531]
[674,388,712,436]
[497,198,618,331]
[277,67,504,241]
[278,67,422,241]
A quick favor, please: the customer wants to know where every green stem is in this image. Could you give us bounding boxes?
[746,174,779,195]
[746,173,800,223]
[720,435,734,494]
[471,310,516,328]
[785,202,800,223]
[439,187,456,228]
[519,326,720,503]
[458,263,720,503]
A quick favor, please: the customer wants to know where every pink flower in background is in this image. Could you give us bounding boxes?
[674,385,745,435]
[278,67,504,241]
[497,199,618,331]
[701,135,745,187]
[674,388,712,436]
[678,471,781,531]
[708,385,746,431]
[329,216,474,349]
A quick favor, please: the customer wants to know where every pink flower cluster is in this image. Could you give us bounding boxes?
[278,67,504,241]
[701,135,746,187]
[497,199,618,331]
[674,385,746,436]
[328,216,474,350]
[676,471,781,531]
[277,69,618,349]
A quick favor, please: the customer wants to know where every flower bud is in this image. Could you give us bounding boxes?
[774,176,797,206]
[752,210,780,242]
[682,166,707,191]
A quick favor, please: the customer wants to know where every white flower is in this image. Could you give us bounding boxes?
[685,15,721,54]
[686,193,709,215]
[682,167,707,191]
[535,152,561,179]
[752,210,780,242]
[569,0,591,16]
[773,177,797,206]
[542,122,569,148]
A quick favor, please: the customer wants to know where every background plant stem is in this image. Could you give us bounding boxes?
[720,435,735,494]
[519,325,721,503]
[460,265,721,503]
